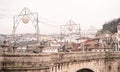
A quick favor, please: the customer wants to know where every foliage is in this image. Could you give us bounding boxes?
[96,18,120,36]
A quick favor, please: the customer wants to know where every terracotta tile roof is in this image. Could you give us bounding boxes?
[72,43,81,51]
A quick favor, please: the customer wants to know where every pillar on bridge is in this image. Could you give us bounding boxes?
[1,41,9,54]
[117,23,120,51]
[13,43,17,53]
[38,45,44,53]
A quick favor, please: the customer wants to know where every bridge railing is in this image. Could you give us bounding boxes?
[50,51,120,62]
[0,51,120,66]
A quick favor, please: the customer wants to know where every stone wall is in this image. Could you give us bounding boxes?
[0,52,120,72]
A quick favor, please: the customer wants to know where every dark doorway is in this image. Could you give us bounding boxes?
[77,68,94,72]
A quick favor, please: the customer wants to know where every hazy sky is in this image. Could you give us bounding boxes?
[0,0,120,34]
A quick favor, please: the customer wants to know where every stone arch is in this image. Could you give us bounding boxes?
[77,68,94,72]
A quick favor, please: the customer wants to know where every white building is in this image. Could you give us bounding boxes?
[42,46,60,53]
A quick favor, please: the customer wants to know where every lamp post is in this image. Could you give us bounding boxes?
[12,7,41,53]
[1,41,9,54]
[60,20,80,52]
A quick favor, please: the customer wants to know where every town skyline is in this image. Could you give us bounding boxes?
[0,0,120,34]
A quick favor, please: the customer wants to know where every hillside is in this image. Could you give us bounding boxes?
[96,18,120,36]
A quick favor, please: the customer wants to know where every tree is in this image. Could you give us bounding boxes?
[96,17,120,36]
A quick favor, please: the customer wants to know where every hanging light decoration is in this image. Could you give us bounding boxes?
[68,25,73,31]
[22,15,29,24]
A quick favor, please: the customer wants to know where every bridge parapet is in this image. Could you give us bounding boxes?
[0,51,120,71]
[50,51,120,62]
[0,51,120,61]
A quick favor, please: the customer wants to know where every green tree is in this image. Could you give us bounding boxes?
[96,17,120,36]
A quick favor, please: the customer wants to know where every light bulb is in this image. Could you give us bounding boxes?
[22,15,29,24]
[68,26,73,31]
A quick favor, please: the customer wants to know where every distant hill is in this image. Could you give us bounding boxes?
[96,18,120,36]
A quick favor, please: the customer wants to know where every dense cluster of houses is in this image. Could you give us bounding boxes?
[40,23,120,53]
[0,24,120,53]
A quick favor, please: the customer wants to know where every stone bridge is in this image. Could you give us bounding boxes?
[0,51,120,72]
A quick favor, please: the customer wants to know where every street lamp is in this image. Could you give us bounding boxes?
[60,20,81,52]
[12,7,41,53]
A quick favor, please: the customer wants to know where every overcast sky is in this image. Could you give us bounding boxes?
[0,0,120,34]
